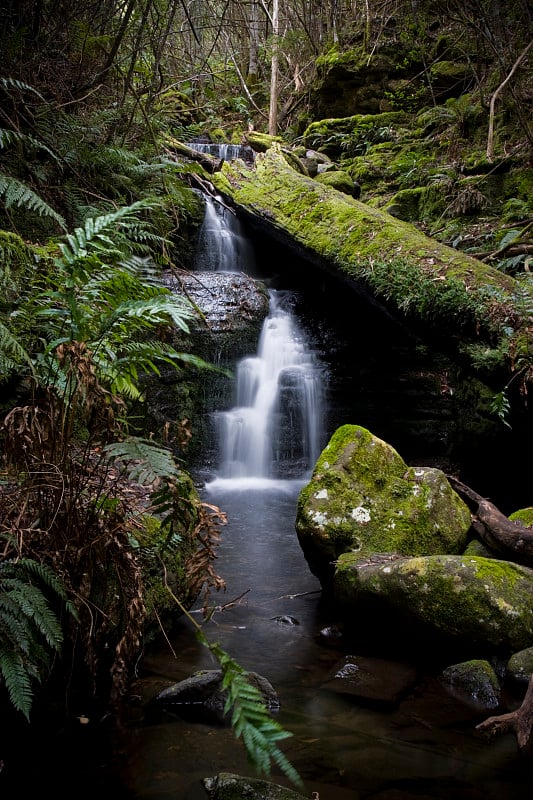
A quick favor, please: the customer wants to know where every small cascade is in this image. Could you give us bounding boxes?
[212,290,325,484]
[194,195,255,272]
[187,141,255,164]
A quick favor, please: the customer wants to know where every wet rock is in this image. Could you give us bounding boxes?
[271,615,300,626]
[506,646,533,687]
[203,772,308,800]
[151,669,279,724]
[439,659,501,711]
[321,654,418,708]
[335,554,533,655]
[296,424,471,587]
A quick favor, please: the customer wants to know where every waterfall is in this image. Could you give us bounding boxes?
[187,141,255,164]
[193,195,255,273]
[192,185,326,488]
[212,290,325,486]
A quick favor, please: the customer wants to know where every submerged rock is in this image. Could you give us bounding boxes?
[321,654,418,708]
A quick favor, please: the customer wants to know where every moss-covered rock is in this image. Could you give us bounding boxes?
[314,169,360,197]
[295,424,471,587]
[334,553,533,655]
[507,647,533,686]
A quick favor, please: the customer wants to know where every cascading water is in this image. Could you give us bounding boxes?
[214,289,325,483]
[192,188,326,486]
[193,195,255,273]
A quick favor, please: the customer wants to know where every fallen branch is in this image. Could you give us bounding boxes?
[446,475,533,564]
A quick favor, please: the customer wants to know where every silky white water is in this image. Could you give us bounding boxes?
[192,191,326,484]
[193,195,255,273]
[214,289,325,482]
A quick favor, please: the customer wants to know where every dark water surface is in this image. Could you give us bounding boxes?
[110,480,533,800]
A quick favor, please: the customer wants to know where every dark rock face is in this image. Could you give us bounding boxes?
[140,271,270,466]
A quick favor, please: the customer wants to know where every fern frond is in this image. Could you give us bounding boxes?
[0,320,35,378]
[103,436,181,484]
[0,558,75,720]
[0,77,45,100]
[0,174,66,228]
[0,650,35,720]
[206,640,304,789]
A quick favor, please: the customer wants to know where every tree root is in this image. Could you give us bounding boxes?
[476,676,533,753]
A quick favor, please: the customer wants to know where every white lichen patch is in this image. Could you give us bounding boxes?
[351,506,371,523]
[315,488,328,500]
[311,510,329,526]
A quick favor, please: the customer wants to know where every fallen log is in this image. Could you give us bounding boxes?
[447,475,533,564]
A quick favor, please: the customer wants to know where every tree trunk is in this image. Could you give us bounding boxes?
[268,0,279,136]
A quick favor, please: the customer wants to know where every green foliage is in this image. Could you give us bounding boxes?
[0,198,220,715]
[103,437,181,484]
[359,258,496,337]
[0,555,77,719]
[200,635,304,789]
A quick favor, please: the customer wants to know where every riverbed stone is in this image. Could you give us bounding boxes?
[295,424,471,586]
[151,669,279,724]
[203,772,308,800]
[321,654,418,708]
[334,554,533,655]
[506,647,533,686]
[439,659,501,710]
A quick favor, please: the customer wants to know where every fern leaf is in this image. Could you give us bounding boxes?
[0,174,66,228]
[0,650,34,720]
[205,639,304,789]
[103,437,181,484]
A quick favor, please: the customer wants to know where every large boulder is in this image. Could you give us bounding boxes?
[295,424,471,587]
[334,553,533,656]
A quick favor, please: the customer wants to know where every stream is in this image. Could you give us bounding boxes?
[108,191,533,800]
[2,180,533,800]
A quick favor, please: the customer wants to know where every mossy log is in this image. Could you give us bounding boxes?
[210,144,533,383]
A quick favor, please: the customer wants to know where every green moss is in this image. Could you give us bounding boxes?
[509,507,533,528]
[212,145,532,380]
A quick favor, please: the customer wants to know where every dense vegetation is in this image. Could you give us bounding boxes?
[0,0,532,783]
